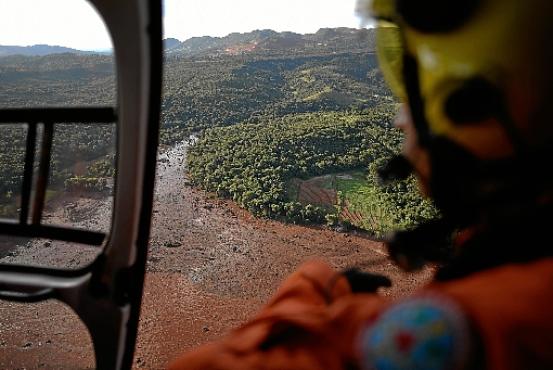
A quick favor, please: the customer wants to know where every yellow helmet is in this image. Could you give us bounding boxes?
[357,0,553,271]
[358,0,553,219]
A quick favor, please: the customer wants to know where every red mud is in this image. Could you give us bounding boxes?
[0,144,432,369]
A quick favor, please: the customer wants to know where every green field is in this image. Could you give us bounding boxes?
[334,170,397,234]
[285,167,438,236]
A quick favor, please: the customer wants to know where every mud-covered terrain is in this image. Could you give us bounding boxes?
[0,142,432,369]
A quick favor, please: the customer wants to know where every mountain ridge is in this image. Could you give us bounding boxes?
[1,27,375,57]
[0,44,106,57]
[170,27,375,57]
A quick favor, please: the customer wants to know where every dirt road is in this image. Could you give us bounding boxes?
[0,141,432,369]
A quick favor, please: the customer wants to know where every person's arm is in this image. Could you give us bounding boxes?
[168,261,391,370]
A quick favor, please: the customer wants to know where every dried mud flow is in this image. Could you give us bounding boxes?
[0,141,432,369]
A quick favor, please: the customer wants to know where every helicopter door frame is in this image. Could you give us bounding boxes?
[0,1,162,369]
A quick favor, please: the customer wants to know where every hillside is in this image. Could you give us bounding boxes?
[168,27,376,57]
[0,44,104,57]
[161,50,390,143]
[163,38,182,51]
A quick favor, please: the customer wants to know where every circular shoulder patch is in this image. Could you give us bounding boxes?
[359,296,471,370]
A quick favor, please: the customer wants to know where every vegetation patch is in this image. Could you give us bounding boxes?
[335,170,395,233]
[187,109,405,225]
[288,169,438,236]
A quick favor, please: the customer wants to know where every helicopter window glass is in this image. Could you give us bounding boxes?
[0,53,115,108]
[41,123,116,234]
[0,0,115,109]
[0,299,96,369]
[0,1,114,368]
[0,1,115,267]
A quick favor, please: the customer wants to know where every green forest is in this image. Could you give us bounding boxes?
[0,28,436,234]
[186,110,436,235]
[160,51,390,143]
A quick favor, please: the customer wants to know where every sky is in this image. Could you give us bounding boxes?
[0,0,363,51]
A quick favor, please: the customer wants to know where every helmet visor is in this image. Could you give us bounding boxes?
[376,21,406,100]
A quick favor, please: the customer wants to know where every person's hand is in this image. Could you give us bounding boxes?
[341,268,392,293]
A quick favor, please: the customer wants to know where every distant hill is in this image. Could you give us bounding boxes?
[0,44,103,57]
[168,27,375,57]
[163,38,181,51]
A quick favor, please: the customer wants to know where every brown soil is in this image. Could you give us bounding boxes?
[296,175,337,206]
[0,142,432,369]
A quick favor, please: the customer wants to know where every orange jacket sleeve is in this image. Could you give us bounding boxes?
[168,260,388,370]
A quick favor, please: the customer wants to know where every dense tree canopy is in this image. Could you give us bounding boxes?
[187,110,437,233]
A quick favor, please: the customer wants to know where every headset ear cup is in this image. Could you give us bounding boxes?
[377,155,413,184]
[386,218,455,272]
[444,78,504,124]
[396,0,480,33]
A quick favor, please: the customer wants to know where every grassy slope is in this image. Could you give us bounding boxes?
[335,170,396,233]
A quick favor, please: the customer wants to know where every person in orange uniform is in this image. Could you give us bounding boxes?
[169,0,553,369]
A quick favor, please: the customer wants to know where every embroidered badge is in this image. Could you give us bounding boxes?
[359,296,470,370]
